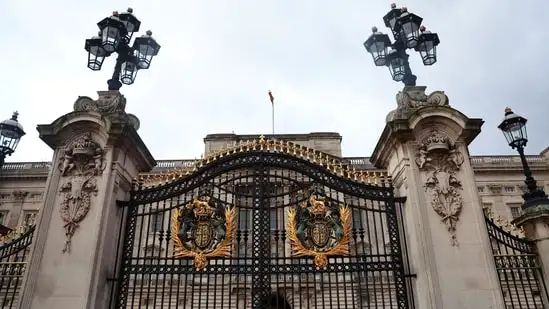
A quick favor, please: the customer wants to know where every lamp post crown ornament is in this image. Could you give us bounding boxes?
[84,8,161,91]
[364,3,440,86]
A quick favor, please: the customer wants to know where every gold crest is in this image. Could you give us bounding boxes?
[171,196,236,270]
[287,194,351,269]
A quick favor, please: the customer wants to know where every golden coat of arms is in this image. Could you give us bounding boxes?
[171,195,236,270]
[287,193,351,268]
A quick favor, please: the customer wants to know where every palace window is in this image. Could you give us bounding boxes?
[22,211,37,226]
[270,208,278,230]
[509,204,522,219]
[149,212,164,233]
[238,209,250,231]
[477,186,484,193]
[352,208,362,229]
[0,212,6,225]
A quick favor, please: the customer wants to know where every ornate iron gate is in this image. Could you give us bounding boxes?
[113,139,411,308]
[484,213,549,308]
[0,225,35,308]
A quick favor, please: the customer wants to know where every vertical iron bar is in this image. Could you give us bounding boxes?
[384,187,409,308]
[115,190,139,308]
[352,199,365,309]
[109,202,127,308]
[251,163,271,309]
[397,199,416,309]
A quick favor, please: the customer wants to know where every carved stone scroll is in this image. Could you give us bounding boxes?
[58,133,104,253]
[387,86,450,122]
[415,130,464,246]
[73,91,140,130]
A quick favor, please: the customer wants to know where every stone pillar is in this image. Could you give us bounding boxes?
[370,86,504,309]
[514,203,549,304]
[19,91,155,309]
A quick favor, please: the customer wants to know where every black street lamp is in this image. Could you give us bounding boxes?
[85,8,161,91]
[498,107,549,209]
[364,4,440,86]
[0,112,25,169]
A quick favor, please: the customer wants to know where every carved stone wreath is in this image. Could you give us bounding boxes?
[58,133,104,253]
[415,130,464,246]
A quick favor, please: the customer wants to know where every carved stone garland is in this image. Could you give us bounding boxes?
[58,133,104,253]
[415,130,464,246]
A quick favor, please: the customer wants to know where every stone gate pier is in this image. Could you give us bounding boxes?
[18,91,155,309]
[371,86,505,309]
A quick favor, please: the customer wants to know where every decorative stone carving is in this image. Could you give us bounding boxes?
[58,133,104,253]
[74,91,126,114]
[488,185,502,194]
[73,91,140,130]
[59,177,98,253]
[396,87,449,109]
[12,191,28,201]
[387,86,450,122]
[59,133,104,176]
[415,130,464,246]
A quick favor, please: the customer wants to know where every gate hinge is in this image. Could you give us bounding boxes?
[107,277,119,282]
[116,200,130,207]
[404,273,417,278]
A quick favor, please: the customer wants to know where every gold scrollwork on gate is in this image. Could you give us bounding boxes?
[287,193,351,269]
[171,195,236,270]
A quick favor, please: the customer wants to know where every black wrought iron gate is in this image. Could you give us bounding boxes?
[113,143,411,308]
[0,225,35,308]
[484,213,549,308]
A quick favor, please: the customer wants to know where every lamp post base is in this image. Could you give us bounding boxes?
[107,79,122,91]
[402,73,417,87]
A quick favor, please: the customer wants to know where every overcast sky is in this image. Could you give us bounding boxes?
[2,1,548,163]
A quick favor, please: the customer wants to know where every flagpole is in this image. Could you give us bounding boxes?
[268,90,275,135]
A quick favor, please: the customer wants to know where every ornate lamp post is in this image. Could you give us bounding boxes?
[85,8,161,90]
[363,3,440,86]
[498,107,549,208]
[0,112,25,169]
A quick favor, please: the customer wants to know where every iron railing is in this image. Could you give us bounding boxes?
[0,225,35,308]
[485,214,548,308]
